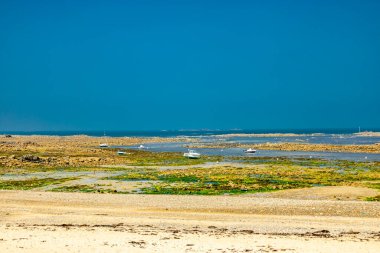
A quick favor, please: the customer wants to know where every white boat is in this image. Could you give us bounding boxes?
[117,151,126,155]
[138,144,146,149]
[99,131,108,148]
[244,148,256,153]
[183,149,201,159]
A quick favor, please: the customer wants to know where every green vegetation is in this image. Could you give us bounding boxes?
[105,160,380,195]
[107,168,159,181]
[1,149,379,196]
[122,150,221,166]
[230,156,380,170]
[365,195,380,201]
[51,184,98,193]
[0,177,77,190]
[51,184,127,194]
[365,182,380,190]
[0,148,221,173]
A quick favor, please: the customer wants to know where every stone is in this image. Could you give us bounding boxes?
[21,154,41,163]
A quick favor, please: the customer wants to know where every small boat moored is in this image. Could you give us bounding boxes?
[183,149,201,159]
[138,144,147,149]
[117,151,126,155]
[244,148,256,153]
[99,131,109,148]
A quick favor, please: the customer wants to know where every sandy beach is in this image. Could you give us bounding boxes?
[1,190,379,252]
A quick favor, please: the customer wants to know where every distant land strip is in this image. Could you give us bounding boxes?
[188,142,380,154]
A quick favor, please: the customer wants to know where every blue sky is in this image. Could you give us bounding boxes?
[1,0,379,131]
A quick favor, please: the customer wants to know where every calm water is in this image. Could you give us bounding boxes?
[203,135,380,145]
[3,129,380,145]
[119,142,380,162]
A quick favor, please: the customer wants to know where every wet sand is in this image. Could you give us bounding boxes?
[1,190,379,252]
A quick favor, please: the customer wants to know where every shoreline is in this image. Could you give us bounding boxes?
[188,142,380,154]
[1,190,379,252]
[2,130,380,137]
[1,135,379,252]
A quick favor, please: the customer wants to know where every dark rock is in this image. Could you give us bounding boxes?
[5,135,12,138]
[23,141,37,146]
[309,230,331,237]
[21,154,41,163]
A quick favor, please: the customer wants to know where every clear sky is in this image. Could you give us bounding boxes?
[1,0,379,131]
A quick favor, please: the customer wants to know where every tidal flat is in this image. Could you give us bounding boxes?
[1,135,380,253]
[0,134,379,200]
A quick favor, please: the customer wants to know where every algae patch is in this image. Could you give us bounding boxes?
[0,177,77,190]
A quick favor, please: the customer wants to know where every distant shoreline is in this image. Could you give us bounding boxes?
[1,129,380,137]
[188,142,380,154]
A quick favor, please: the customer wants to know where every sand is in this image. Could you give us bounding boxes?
[1,190,379,252]
[251,186,380,201]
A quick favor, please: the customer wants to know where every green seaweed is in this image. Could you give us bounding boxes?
[365,195,380,201]
[0,177,77,190]
[50,184,128,194]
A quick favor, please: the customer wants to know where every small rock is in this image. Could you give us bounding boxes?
[21,154,41,162]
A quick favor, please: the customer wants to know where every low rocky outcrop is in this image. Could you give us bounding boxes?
[21,154,42,163]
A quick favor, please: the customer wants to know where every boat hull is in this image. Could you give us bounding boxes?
[183,153,201,159]
[186,155,200,159]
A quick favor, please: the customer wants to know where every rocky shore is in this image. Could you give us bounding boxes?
[188,142,380,153]
[0,135,190,168]
[211,131,380,138]
[1,134,380,170]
